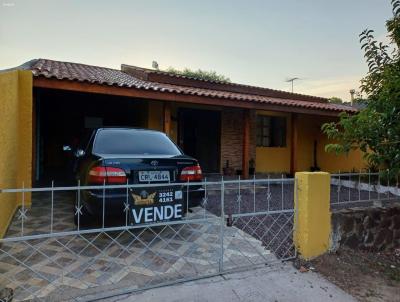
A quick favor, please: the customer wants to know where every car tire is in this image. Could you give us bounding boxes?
[73,205,93,227]
[186,191,203,208]
[189,197,201,208]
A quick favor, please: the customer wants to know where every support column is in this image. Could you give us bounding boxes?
[163,102,171,137]
[290,113,298,175]
[32,92,37,185]
[294,172,331,260]
[242,109,250,179]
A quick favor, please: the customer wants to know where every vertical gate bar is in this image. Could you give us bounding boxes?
[77,179,81,231]
[21,181,25,236]
[387,169,390,200]
[281,174,284,210]
[294,177,298,258]
[125,179,129,226]
[219,176,225,273]
[102,179,106,228]
[204,177,207,218]
[358,170,361,201]
[348,174,351,202]
[186,179,189,215]
[338,170,341,204]
[267,174,270,212]
[378,171,381,201]
[368,170,371,201]
[238,175,241,214]
[253,174,256,212]
[61,240,64,286]
[51,180,54,233]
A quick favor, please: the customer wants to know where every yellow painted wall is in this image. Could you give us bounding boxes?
[317,134,365,173]
[147,100,163,131]
[296,114,320,172]
[255,112,365,174]
[170,105,178,143]
[296,115,365,173]
[147,100,178,143]
[0,70,32,238]
[294,172,331,259]
[255,111,292,173]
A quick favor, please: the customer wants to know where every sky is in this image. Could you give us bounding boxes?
[0,0,394,101]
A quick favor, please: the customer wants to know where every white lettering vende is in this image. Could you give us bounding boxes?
[132,204,182,224]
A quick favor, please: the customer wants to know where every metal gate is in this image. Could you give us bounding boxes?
[0,177,295,301]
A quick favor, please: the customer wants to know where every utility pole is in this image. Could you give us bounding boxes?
[286,77,300,93]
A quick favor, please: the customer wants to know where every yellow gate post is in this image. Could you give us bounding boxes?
[294,172,331,259]
[0,70,32,238]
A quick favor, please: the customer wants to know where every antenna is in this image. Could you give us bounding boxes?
[285,77,300,93]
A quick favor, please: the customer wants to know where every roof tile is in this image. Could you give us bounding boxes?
[24,59,357,113]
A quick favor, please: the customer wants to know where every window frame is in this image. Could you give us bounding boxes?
[256,115,287,148]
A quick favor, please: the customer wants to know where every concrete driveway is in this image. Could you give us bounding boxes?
[107,263,355,302]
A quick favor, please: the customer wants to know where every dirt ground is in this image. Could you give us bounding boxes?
[310,247,400,302]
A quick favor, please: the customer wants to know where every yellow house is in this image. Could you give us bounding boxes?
[0,59,365,235]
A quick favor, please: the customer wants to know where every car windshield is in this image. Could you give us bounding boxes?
[93,129,182,155]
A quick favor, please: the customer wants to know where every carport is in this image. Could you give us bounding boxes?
[34,87,224,184]
[35,89,148,184]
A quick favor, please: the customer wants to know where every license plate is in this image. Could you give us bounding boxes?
[138,170,170,182]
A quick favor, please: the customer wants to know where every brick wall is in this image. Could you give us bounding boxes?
[220,109,256,173]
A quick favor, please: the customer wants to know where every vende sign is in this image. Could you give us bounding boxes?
[129,187,184,224]
[131,203,183,224]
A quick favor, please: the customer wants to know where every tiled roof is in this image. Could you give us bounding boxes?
[17,58,356,113]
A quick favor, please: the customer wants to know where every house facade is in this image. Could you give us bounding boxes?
[0,59,365,187]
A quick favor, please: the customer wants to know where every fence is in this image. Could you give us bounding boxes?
[330,171,400,209]
[0,176,295,302]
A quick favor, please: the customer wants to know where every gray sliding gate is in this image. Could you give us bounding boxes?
[0,177,295,301]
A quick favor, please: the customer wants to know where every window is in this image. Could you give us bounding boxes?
[256,115,287,147]
[93,129,182,155]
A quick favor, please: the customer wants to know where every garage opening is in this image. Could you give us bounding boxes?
[34,89,148,185]
[178,108,221,173]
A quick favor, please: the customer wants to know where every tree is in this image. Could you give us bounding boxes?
[322,0,400,176]
[165,67,231,83]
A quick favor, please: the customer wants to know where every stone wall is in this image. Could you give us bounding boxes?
[331,206,400,251]
[220,109,256,173]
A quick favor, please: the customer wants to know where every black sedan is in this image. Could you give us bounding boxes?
[66,128,204,226]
